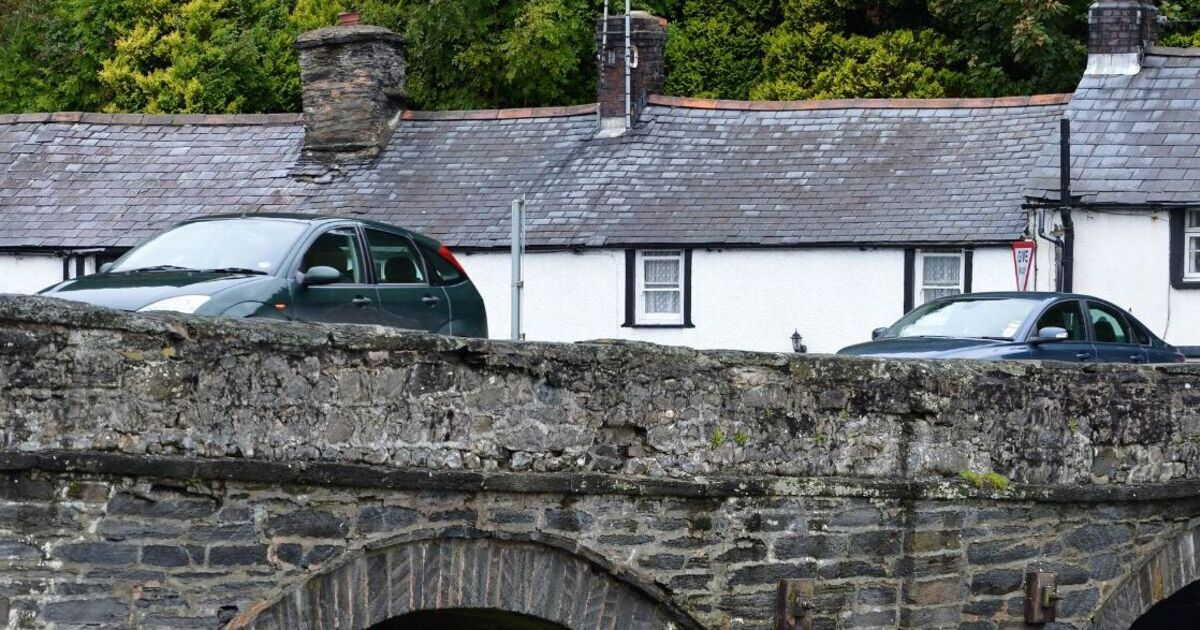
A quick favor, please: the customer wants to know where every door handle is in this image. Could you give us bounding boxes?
[1075,352,1092,361]
[421,295,440,305]
[351,296,372,307]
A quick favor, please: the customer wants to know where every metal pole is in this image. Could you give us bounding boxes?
[1059,118,1074,293]
[624,0,632,130]
[510,196,525,341]
[601,0,609,59]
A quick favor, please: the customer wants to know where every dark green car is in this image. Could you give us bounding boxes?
[40,215,488,337]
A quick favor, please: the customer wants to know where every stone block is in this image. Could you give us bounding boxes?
[266,510,349,538]
[208,545,269,566]
[53,542,139,565]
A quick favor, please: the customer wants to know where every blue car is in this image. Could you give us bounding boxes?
[838,292,1186,364]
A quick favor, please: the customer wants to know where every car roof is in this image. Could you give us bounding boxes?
[937,291,1109,303]
[180,213,432,241]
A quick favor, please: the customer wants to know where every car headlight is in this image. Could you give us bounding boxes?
[137,295,211,314]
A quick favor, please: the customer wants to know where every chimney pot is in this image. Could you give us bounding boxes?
[337,11,361,26]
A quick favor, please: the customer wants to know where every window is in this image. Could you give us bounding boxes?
[1034,301,1087,341]
[636,250,684,325]
[1087,301,1131,344]
[916,251,964,305]
[300,228,365,283]
[624,250,692,327]
[366,229,425,284]
[1188,210,1200,280]
[1171,210,1200,289]
[419,243,464,285]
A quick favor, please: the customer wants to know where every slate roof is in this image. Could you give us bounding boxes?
[0,96,1068,250]
[1026,48,1200,206]
[310,95,1068,248]
[0,113,312,248]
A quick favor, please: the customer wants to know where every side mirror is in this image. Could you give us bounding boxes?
[98,263,113,274]
[301,266,342,286]
[1031,326,1069,344]
[872,327,889,340]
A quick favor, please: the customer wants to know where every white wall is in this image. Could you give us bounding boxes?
[0,254,65,295]
[461,246,1016,353]
[1067,210,1200,346]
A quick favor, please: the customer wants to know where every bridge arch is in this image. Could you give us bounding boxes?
[227,530,702,630]
[1091,519,1200,629]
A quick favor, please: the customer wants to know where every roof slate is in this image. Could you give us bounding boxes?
[0,117,312,248]
[307,98,1066,248]
[1026,48,1200,206]
[0,97,1067,250]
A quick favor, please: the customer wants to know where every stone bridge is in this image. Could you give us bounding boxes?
[1,295,1200,629]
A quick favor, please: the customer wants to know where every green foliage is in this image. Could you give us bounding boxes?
[5,0,1200,114]
[959,470,1009,492]
[709,428,726,449]
[732,430,749,447]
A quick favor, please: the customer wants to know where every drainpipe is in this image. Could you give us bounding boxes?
[1059,118,1075,293]
[1037,119,1074,293]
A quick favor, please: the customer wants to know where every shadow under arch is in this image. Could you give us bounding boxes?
[1090,519,1200,629]
[227,529,704,630]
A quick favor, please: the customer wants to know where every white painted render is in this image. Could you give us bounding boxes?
[1065,210,1200,346]
[461,246,1020,353]
[0,254,66,295]
[0,245,1032,352]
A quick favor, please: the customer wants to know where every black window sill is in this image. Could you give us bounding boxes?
[621,323,696,329]
[1171,280,1200,290]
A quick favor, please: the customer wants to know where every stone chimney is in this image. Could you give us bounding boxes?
[1086,1,1159,75]
[295,13,405,161]
[595,11,667,137]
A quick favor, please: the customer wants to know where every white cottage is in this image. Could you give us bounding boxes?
[1027,1,1200,353]
[0,4,1189,353]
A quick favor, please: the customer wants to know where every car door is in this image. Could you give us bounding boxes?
[1028,299,1096,363]
[363,227,450,332]
[1086,301,1148,364]
[290,226,380,325]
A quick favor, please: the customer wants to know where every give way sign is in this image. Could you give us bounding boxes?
[1012,241,1035,291]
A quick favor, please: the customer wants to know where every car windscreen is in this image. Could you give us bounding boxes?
[884,297,1042,340]
[109,219,307,274]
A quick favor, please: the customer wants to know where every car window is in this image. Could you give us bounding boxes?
[1034,301,1087,341]
[366,229,426,284]
[1130,319,1152,346]
[419,242,464,285]
[1087,302,1131,344]
[110,219,306,273]
[300,228,365,283]
[886,297,1040,340]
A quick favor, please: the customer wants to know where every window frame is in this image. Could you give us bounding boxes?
[1186,210,1200,281]
[1170,209,1200,290]
[914,250,966,307]
[623,249,694,328]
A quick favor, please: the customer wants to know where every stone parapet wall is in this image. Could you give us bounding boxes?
[1,295,1198,488]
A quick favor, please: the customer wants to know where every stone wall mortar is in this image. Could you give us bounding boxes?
[2,296,1200,487]
[0,470,1191,629]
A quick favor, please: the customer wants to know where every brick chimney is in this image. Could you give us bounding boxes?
[595,11,667,137]
[1086,1,1159,75]
[295,14,405,161]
